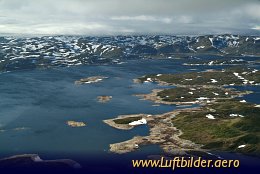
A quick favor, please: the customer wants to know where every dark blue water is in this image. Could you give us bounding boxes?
[231,86,260,104]
[0,59,184,158]
[0,59,259,168]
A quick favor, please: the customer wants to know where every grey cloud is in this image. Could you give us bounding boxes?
[0,0,259,35]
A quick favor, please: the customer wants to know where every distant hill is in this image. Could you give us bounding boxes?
[0,35,259,71]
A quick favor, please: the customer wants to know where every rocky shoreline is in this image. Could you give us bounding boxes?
[104,108,203,154]
[135,88,252,106]
[104,114,151,130]
[105,68,260,156]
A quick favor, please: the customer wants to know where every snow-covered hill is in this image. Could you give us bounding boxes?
[0,35,259,71]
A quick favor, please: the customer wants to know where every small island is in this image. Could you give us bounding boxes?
[97,96,112,103]
[75,76,108,85]
[67,121,86,127]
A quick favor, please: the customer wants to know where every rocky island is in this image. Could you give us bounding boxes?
[74,76,108,85]
[66,121,86,127]
[97,96,112,103]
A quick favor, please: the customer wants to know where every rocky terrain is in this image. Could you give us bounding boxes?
[66,121,86,127]
[104,110,202,154]
[74,76,108,85]
[0,35,260,72]
[97,96,112,103]
[105,68,260,156]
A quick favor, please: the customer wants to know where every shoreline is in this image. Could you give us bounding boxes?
[104,108,203,154]
[106,70,259,155]
[134,88,252,106]
[103,114,152,130]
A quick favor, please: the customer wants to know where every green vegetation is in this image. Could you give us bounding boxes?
[157,87,240,102]
[137,68,260,156]
[138,68,260,86]
[113,117,142,125]
[172,100,260,156]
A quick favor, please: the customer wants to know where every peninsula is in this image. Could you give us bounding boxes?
[104,68,260,157]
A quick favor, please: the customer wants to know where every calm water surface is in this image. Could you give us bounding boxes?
[0,59,259,165]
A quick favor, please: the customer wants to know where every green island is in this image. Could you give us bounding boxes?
[104,68,260,157]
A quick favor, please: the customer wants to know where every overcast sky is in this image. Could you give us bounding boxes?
[0,0,259,35]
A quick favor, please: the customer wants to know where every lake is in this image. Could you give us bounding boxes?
[0,58,259,172]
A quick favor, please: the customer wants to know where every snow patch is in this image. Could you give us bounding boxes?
[197,46,205,49]
[197,97,209,100]
[129,118,147,126]
[206,114,216,120]
[211,79,218,83]
[209,38,214,46]
[208,61,214,65]
[212,92,219,96]
[229,114,244,118]
[238,145,246,149]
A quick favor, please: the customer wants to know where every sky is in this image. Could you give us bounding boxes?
[0,0,259,35]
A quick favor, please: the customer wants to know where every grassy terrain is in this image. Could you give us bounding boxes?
[138,68,260,86]
[113,117,142,125]
[157,87,240,102]
[172,100,260,156]
[137,67,260,156]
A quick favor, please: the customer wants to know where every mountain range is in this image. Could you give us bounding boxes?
[0,34,259,71]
